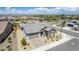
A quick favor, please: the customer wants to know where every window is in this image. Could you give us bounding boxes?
[72,21,77,24]
[68,24,73,27]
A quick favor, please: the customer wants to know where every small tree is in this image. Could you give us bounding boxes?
[60,21,66,37]
[21,38,27,46]
[13,22,19,32]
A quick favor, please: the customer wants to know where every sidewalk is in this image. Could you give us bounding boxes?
[54,24,79,34]
[31,33,74,51]
[63,27,79,33]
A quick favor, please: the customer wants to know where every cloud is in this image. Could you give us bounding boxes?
[27,8,52,14]
[62,7,78,11]
[0,7,79,14]
[23,7,79,14]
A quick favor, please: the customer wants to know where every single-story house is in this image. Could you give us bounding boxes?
[0,16,6,21]
[0,21,13,43]
[20,23,57,39]
[67,20,79,29]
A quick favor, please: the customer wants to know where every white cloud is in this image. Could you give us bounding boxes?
[62,7,78,11]
[26,8,51,14]
[26,7,62,14]
[0,7,79,14]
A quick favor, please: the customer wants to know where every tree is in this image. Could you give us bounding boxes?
[21,38,27,46]
[60,14,65,19]
[13,22,18,29]
[60,21,66,37]
[13,22,19,32]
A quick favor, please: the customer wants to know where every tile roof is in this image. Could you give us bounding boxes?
[0,21,8,34]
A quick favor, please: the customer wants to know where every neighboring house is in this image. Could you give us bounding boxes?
[58,19,71,24]
[7,16,20,21]
[20,23,57,39]
[0,21,13,43]
[67,20,79,29]
[20,16,28,20]
[0,16,6,21]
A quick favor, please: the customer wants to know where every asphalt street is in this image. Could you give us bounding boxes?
[47,25,79,51]
[47,38,79,51]
[53,26,79,38]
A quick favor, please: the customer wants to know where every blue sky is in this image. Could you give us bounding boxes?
[0,7,79,14]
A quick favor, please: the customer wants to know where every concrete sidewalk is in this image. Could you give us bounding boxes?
[54,24,79,34]
[31,33,74,51]
[63,27,79,33]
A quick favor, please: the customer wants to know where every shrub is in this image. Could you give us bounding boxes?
[0,49,5,51]
[7,45,10,48]
[21,38,27,46]
[44,41,47,43]
[8,48,12,51]
[7,37,12,43]
[8,37,11,41]
[24,47,27,49]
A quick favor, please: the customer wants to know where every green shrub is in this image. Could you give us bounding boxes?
[24,47,27,49]
[7,37,12,43]
[21,38,27,46]
[8,48,12,51]
[6,45,10,48]
[0,49,5,51]
[8,37,11,41]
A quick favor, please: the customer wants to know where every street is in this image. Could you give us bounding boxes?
[46,25,79,51]
[47,38,79,51]
[52,26,79,38]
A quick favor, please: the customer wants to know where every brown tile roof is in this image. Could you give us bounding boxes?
[0,21,8,34]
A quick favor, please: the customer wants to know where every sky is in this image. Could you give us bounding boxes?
[0,7,79,14]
